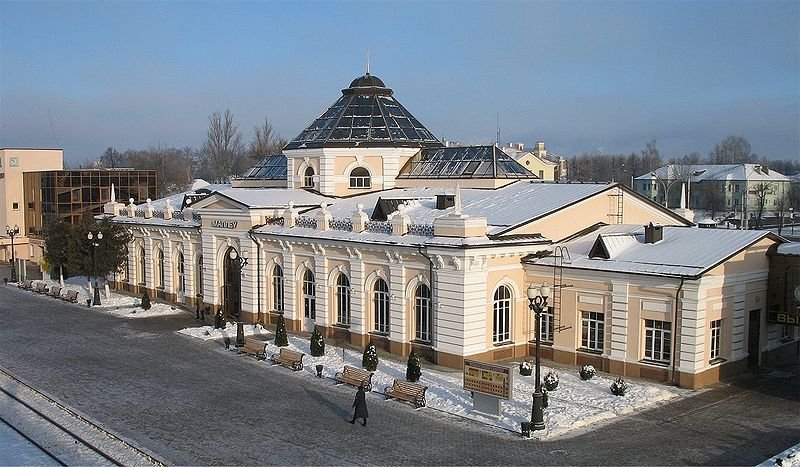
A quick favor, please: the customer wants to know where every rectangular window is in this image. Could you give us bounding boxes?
[539,306,555,343]
[644,319,671,363]
[710,319,722,360]
[12,202,19,210]
[272,275,284,312]
[538,170,544,179]
[581,311,605,351]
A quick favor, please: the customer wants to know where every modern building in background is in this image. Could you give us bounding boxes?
[502,141,567,181]
[105,72,797,388]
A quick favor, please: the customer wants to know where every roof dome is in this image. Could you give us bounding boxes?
[284,73,442,150]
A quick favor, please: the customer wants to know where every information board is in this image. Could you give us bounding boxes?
[463,359,512,400]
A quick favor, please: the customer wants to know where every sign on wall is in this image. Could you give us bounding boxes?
[210,220,238,229]
[463,359,513,400]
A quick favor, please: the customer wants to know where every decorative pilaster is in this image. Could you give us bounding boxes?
[609,281,630,362]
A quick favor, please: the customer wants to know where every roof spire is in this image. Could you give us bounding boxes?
[111,183,116,203]
[454,183,462,215]
[366,49,370,75]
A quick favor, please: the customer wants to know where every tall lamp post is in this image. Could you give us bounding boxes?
[527,282,550,432]
[6,225,20,282]
[229,249,248,347]
[650,170,680,208]
[790,207,795,236]
[87,230,103,306]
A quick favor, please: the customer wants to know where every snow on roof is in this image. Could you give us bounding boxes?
[776,242,800,256]
[528,224,777,277]
[212,187,333,208]
[635,164,790,182]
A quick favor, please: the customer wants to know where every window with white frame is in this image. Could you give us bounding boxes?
[373,278,390,334]
[710,319,722,360]
[336,274,351,325]
[644,319,671,363]
[138,247,146,285]
[303,167,315,188]
[539,306,555,343]
[581,311,605,351]
[493,285,512,343]
[272,265,283,312]
[415,284,431,342]
[196,255,203,297]
[349,167,371,189]
[303,269,316,319]
[156,249,164,288]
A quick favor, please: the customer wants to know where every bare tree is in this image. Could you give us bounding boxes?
[698,182,726,220]
[751,182,773,229]
[124,146,197,196]
[775,192,790,235]
[99,146,125,168]
[200,110,245,182]
[248,117,288,161]
[640,140,662,172]
[708,136,753,164]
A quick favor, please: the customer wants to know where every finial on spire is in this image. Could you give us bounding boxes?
[366,48,370,75]
[111,183,116,203]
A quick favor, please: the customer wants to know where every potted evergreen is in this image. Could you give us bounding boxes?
[519,361,532,376]
[406,351,422,382]
[544,371,559,391]
[610,377,628,396]
[579,364,596,381]
[274,313,288,347]
[310,327,325,357]
[141,291,151,311]
[362,341,378,372]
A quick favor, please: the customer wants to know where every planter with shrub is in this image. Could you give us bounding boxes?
[610,377,627,396]
[519,361,532,376]
[544,371,559,391]
[579,364,596,380]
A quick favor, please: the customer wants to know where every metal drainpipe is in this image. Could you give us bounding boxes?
[418,246,435,347]
[248,229,261,323]
[671,277,685,386]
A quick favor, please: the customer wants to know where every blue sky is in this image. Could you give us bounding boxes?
[1,0,798,166]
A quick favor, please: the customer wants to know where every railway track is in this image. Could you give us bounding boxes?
[0,367,165,466]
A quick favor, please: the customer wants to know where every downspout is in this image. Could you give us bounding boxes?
[248,229,261,324]
[671,277,685,386]
[418,246,436,348]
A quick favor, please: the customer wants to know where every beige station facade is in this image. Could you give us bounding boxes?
[104,73,798,388]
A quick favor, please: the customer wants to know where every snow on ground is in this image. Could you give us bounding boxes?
[759,444,800,467]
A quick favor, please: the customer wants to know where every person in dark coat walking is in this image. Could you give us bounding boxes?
[350,385,368,426]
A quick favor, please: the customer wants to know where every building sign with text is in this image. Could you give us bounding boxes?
[463,359,512,400]
[210,220,238,229]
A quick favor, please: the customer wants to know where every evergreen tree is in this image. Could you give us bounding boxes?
[310,326,325,357]
[406,351,421,382]
[362,341,378,371]
[274,313,288,347]
[141,291,151,310]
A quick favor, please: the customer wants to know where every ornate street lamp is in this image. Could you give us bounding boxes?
[229,248,248,347]
[527,282,550,432]
[87,230,103,306]
[6,225,20,282]
[650,169,680,208]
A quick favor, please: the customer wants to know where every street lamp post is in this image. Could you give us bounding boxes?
[527,282,550,432]
[87,230,103,306]
[229,249,248,347]
[650,170,680,208]
[790,207,795,236]
[6,225,20,282]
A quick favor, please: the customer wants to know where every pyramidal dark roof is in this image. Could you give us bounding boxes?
[284,74,442,150]
[397,145,538,179]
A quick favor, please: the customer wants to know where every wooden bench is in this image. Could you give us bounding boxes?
[269,348,304,371]
[61,290,79,303]
[33,282,49,294]
[383,379,428,408]
[239,337,268,360]
[49,286,62,299]
[17,280,33,290]
[334,365,374,392]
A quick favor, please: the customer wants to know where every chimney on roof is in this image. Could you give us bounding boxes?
[534,141,546,159]
[762,165,769,175]
[517,143,524,150]
[644,222,663,244]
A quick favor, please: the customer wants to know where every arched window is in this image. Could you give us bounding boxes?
[414,284,431,342]
[138,246,146,286]
[303,269,316,319]
[336,274,351,325]
[349,167,371,189]
[176,252,185,293]
[196,255,203,298]
[493,285,512,343]
[373,278,390,334]
[303,167,315,188]
[272,265,284,312]
[156,248,165,289]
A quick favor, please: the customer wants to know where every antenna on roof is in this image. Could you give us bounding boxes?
[495,112,500,146]
[366,49,370,75]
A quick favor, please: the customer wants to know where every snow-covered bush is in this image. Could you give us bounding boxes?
[362,341,378,371]
[544,371,559,391]
[310,326,325,356]
[519,361,532,376]
[610,377,627,396]
[274,313,288,347]
[579,364,596,380]
[141,291,151,311]
[406,351,421,382]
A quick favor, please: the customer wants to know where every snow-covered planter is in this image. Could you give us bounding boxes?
[519,361,532,376]
[362,341,378,371]
[310,327,325,357]
[544,371,559,391]
[579,364,596,381]
[610,377,627,396]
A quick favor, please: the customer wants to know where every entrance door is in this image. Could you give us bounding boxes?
[748,310,760,368]
[223,247,242,320]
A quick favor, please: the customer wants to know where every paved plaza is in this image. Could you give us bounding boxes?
[0,283,797,465]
